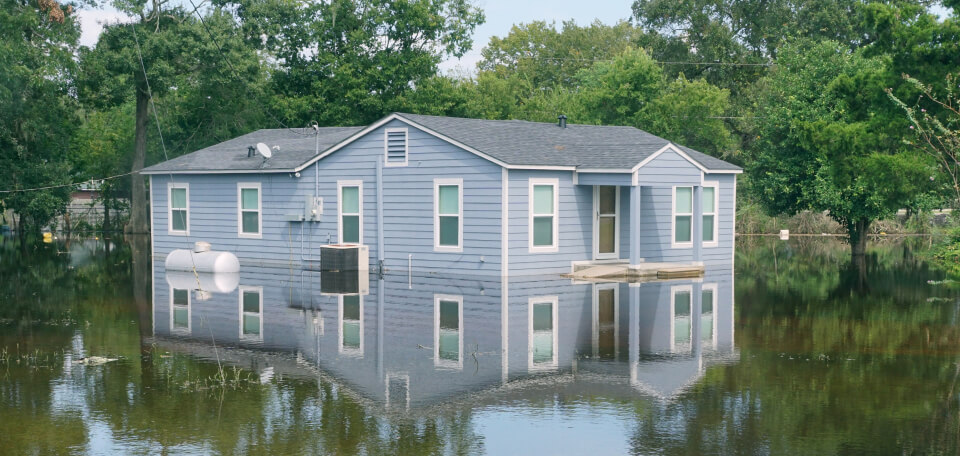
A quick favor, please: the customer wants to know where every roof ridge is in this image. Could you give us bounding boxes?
[395,112,640,130]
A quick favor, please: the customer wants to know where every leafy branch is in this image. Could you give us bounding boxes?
[888,73,960,207]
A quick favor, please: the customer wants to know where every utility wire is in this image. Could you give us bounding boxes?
[535,57,773,66]
[0,171,138,194]
[131,24,171,163]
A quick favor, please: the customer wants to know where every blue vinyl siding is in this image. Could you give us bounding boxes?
[577,172,632,186]
[150,119,735,277]
[635,149,703,186]
[151,119,503,275]
[507,170,591,275]
[634,173,735,264]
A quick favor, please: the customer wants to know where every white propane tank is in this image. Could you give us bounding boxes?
[165,243,240,274]
[165,269,239,293]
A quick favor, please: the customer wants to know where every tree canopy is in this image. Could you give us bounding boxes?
[0,0,80,241]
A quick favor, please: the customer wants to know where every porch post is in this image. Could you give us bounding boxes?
[693,185,703,263]
[629,185,642,265]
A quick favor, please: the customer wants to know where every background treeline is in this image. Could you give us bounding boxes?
[1,0,958,258]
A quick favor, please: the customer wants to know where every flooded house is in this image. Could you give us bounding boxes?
[142,113,742,276]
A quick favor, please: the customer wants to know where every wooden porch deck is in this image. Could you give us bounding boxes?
[566,261,704,282]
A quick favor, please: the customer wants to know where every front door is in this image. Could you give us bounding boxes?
[594,186,619,259]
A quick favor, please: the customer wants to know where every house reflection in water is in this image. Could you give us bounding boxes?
[151,261,736,408]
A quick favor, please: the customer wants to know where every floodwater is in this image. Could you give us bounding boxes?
[1,236,958,455]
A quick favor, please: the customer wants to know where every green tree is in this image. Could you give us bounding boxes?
[638,75,736,159]
[219,0,484,126]
[630,0,884,91]
[69,104,135,233]
[571,48,736,157]
[478,20,644,91]
[574,47,664,126]
[0,0,80,244]
[888,73,960,208]
[747,40,933,260]
[78,2,269,234]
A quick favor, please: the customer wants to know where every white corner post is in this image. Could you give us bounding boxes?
[693,185,703,263]
[629,185,642,265]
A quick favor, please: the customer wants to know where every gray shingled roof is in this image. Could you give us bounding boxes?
[397,113,740,171]
[142,113,741,174]
[141,127,363,174]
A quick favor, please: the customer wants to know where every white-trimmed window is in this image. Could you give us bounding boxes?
[239,286,263,341]
[339,295,363,355]
[671,285,692,353]
[338,180,363,244]
[434,178,463,252]
[702,183,719,246]
[701,284,718,348]
[384,128,408,166]
[168,183,189,235]
[434,294,463,369]
[529,178,559,252]
[528,295,559,370]
[237,182,262,238]
[672,186,693,247]
[170,288,191,334]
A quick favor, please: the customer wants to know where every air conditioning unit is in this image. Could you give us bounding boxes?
[320,244,369,272]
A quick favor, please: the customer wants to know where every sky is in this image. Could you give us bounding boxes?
[74,0,635,74]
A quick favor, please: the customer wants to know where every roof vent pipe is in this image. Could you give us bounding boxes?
[558,114,567,128]
[248,146,256,158]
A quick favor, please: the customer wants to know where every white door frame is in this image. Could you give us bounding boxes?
[592,185,620,260]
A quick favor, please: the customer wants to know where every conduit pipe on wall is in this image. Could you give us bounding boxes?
[376,157,385,274]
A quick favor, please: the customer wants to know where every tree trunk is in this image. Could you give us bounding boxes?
[126,87,149,234]
[847,218,870,260]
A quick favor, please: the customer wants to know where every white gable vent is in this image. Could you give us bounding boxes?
[384,128,408,166]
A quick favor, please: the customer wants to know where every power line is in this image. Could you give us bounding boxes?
[131,24,171,163]
[0,171,138,194]
[536,57,773,66]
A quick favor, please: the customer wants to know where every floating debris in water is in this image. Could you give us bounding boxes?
[926,297,952,303]
[73,356,119,366]
[927,279,957,285]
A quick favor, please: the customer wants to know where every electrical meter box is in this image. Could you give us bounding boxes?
[304,195,323,221]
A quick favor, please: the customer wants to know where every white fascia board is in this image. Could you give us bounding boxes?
[704,169,744,174]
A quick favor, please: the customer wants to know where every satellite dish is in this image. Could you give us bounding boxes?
[256,142,272,158]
